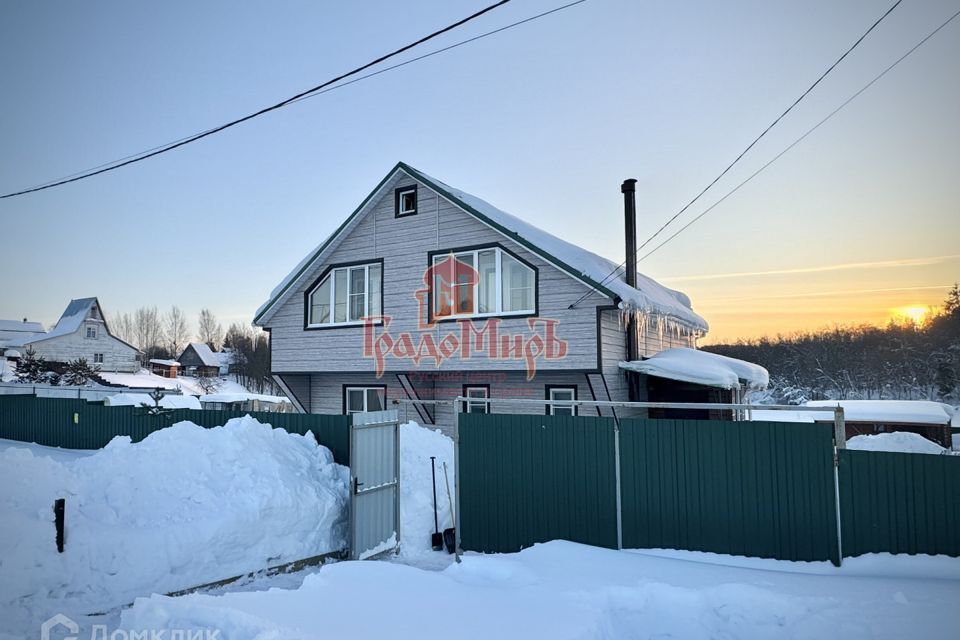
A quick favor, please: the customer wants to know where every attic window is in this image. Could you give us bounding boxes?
[395,185,417,217]
[85,326,97,339]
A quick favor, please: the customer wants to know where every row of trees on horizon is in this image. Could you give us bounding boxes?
[704,284,960,404]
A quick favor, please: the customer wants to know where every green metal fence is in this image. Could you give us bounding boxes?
[839,448,960,557]
[620,418,839,563]
[458,412,619,553]
[0,395,350,464]
[458,412,958,563]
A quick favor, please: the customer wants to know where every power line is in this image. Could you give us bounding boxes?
[1,0,517,199]
[636,6,960,263]
[568,0,903,309]
[14,0,589,195]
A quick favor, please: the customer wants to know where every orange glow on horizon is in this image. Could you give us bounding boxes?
[890,305,931,326]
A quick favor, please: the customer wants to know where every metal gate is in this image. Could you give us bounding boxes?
[349,410,401,560]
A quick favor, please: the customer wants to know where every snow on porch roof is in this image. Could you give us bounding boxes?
[619,347,769,390]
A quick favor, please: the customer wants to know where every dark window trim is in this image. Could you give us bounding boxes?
[545,384,578,416]
[303,258,385,331]
[426,242,539,325]
[462,383,491,413]
[394,184,418,217]
[341,383,388,415]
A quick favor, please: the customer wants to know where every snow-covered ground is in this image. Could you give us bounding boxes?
[848,431,948,455]
[117,540,960,640]
[0,417,349,634]
[98,370,253,396]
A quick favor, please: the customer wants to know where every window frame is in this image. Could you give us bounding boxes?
[545,385,578,416]
[93,353,104,364]
[303,259,384,330]
[426,243,538,323]
[462,384,491,414]
[341,384,388,415]
[394,185,418,217]
[85,325,97,339]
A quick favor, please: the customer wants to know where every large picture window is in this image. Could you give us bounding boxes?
[308,262,382,327]
[431,246,535,319]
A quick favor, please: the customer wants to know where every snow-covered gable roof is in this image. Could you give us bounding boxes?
[619,347,769,390]
[0,319,44,334]
[25,298,99,343]
[254,162,708,335]
[184,342,220,368]
[149,359,180,367]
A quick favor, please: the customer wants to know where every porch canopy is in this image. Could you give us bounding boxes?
[619,347,769,390]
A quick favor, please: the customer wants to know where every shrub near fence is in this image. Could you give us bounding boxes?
[0,395,350,464]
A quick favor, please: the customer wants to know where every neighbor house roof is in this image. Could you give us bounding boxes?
[0,319,45,333]
[254,162,708,334]
[0,319,46,348]
[619,347,769,390]
[23,297,141,352]
[182,342,221,368]
[148,358,180,367]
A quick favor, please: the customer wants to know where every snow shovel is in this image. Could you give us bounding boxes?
[441,461,456,554]
[430,456,444,551]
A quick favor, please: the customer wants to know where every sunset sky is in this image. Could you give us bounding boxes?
[1,0,957,344]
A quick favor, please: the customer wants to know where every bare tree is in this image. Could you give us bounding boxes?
[133,306,163,357]
[110,311,136,345]
[198,309,223,351]
[163,306,190,357]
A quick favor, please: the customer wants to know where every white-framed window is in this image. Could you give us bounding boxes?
[463,385,490,414]
[432,247,535,319]
[344,386,386,415]
[308,262,382,327]
[395,185,418,217]
[93,353,104,364]
[547,386,577,416]
[85,326,97,339]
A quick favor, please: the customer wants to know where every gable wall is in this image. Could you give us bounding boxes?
[265,172,612,374]
[27,322,139,372]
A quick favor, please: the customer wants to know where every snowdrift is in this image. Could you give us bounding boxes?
[0,416,349,621]
[847,432,947,455]
[398,421,455,562]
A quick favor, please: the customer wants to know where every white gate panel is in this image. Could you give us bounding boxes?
[350,410,400,560]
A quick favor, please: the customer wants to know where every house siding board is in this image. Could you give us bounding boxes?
[27,325,139,373]
[266,172,610,374]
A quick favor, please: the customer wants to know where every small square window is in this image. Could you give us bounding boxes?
[463,386,490,414]
[547,386,577,416]
[93,353,104,364]
[85,326,97,339]
[395,185,418,217]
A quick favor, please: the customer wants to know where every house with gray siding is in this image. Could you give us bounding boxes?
[254,162,711,427]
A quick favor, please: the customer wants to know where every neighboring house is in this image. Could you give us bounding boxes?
[178,342,223,377]
[0,319,45,355]
[148,358,180,378]
[255,162,721,427]
[199,392,294,413]
[216,349,233,376]
[4,298,140,372]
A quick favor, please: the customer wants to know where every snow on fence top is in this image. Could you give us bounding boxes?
[104,393,201,410]
[804,400,953,425]
[255,163,709,336]
[619,347,769,390]
[200,392,290,405]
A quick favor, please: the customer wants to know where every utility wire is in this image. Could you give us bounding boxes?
[568,0,903,309]
[636,6,960,263]
[1,0,516,199]
[14,0,589,195]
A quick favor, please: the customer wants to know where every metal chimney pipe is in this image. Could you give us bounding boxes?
[622,179,639,365]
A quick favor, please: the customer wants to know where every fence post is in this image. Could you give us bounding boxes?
[613,418,623,550]
[454,399,462,563]
[832,406,845,566]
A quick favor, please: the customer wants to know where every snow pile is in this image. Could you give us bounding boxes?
[104,393,201,410]
[805,400,952,425]
[847,432,946,455]
[398,422,455,563]
[620,347,769,390]
[119,540,960,639]
[0,416,349,623]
